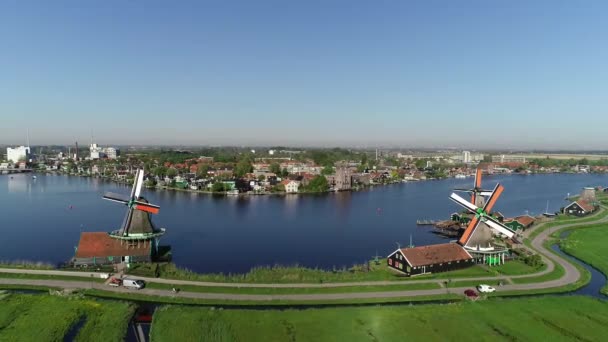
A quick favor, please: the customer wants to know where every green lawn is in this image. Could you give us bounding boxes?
[145,281,441,294]
[0,293,134,341]
[0,272,107,283]
[561,223,608,294]
[492,260,544,275]
[150,296,608,341]
[128,259,500,284]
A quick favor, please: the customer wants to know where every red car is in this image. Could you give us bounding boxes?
[108,277,122,287]
[464,289,478,299]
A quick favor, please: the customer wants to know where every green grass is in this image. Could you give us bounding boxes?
[492,260,545,275]
[0,293,134,341]
[561,223,608,294]
[150,296,608,341]
[0,262,54,270]
[145,281,441,294]
[127,261,495,284]
[0,272,107,283]
[527,206,607,241]
[83,288,462,306]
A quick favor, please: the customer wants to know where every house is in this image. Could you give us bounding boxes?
[387,243,474,276]
[504,215,535,231]
[282,180,300,193]
[73,232,152,266]
[563,200,597,216]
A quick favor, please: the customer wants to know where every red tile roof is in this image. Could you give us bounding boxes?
[577,200,595,212]
[75,232,150,258]
[515,215,535,227]
[399,243,472,267]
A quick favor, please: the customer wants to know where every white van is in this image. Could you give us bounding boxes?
[122,279,145,290]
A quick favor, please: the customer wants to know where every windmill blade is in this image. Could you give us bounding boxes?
[484,216,515,238]
[454,188,473,192]
[479,191,494,197]
[450,193,478,212]
[134,169,145,199]
[102,192,130,204]
[134,201,160,214]
[474,168,483,188]
[458,215,479,245]
[129,169,140,200]
[483,183,504,213]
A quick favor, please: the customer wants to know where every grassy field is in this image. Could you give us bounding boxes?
[561,223,608,294]
[150,296,608,341]
[84,288,462,306]
[127,260,497,284]
[0,272,107,283]
[527,206,607,241]
[0,293,134,341]
[146,281,441,294]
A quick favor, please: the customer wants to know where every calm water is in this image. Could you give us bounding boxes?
[0,173,606,273]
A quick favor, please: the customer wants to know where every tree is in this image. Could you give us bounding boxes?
[360,153,368,166]
[166,168,178,178]
[304,175,329,192]
[258,174,266,181]
[196,164,210,178]
[321,165,334,175]
[281,168,289,177]
[269,162,281,175]
[235,157,253,178]
[212,182,225,192]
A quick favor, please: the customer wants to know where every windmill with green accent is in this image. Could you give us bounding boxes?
[450,182,517,255]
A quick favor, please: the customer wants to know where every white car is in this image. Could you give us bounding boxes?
[477,284,496,293]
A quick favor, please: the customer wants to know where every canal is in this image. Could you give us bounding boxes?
[0,173,606,274]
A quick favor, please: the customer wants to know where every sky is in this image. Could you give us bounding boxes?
[1,1,607,149]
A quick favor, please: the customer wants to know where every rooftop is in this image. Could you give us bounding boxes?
[399,243,472,267]
[75,232,151,258]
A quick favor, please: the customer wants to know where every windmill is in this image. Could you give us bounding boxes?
[454,168,494,207]
[103,169,164,240]
[449,183,517,250]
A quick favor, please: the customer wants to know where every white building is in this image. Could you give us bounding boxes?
[284,180,300,193]
[89,143,119,160]
[90,143,103,159]
[7,146,30,163]
[492,155,527,163]
[103,147,119,159]
[462,151,471,163]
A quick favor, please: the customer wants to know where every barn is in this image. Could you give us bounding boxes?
[387,243,474,276]
[563,200,597,216]
[73,232,152,267]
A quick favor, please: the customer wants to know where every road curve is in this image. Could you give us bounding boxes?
[0,210,606,301]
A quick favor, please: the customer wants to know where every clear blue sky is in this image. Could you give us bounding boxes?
[1,1,607,149]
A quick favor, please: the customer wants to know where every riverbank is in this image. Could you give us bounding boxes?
[0,205,604,304]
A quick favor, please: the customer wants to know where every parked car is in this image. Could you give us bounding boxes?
[107,277,122,287]
[122,278,146,290]
[464,289,478,299]
[477,284,496,293]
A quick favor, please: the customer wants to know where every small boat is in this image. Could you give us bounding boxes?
[227,189,239,196]
[455,174,466,179]
[32,175,37,180]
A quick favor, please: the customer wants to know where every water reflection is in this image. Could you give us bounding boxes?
[1,173,607,273]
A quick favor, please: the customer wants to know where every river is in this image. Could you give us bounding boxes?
[0,173,606,273]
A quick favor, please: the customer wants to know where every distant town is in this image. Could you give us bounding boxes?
[2,141,608,195]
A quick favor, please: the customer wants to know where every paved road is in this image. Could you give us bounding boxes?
[1,209,606,301]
